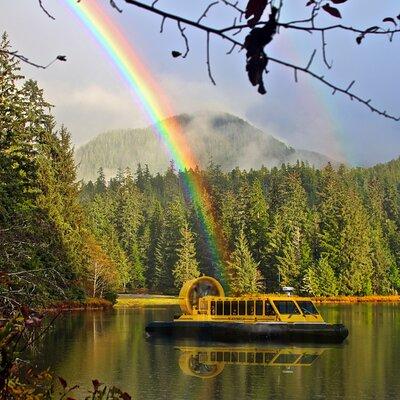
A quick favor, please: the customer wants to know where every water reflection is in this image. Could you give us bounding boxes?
[177,346,327,379]
[33,304,400,400]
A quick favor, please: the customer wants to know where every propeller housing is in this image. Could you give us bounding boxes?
[179,276,225,315]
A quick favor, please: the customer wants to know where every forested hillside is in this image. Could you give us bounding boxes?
[0,34,117,312]
[2,31,400,306]
[81,159,400,296]
[75,112,336,181]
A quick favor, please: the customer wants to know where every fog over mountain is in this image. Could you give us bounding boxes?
[75,112,337,181]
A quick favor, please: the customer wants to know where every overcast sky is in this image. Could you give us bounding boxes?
[1,0,400,166]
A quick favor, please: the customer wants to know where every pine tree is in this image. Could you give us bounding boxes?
[303,257,338,296]
[227,228,264,295]
[172,222,200,288]
[265,173,313,291]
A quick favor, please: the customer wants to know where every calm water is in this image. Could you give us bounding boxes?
[35,304,400,400]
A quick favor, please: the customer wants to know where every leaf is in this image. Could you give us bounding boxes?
[244,7,278,95]
[245,0,268,28]
[121,393,132,400]
[57,55,67,61]
[92,379,102,392]
[356,34,364,45]
[365,26,380,33]
[322,4,342,18]
[331,0,347,3]
[306,0,315,6]
[382,17,397,26]
[58,376,68,390]
[397,14,400,20]
[171,51,182,58]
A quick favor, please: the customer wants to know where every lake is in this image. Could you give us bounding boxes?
[35,304,400,400]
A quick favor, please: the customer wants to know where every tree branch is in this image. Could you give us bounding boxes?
[38,0,55,20]
[269,56,400,121]
[0,49,66,69]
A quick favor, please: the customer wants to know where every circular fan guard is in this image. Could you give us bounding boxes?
[179,276,224,314]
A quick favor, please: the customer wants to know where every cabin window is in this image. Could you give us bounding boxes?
[247,353,255,363]
[210,301,216,315]
[255,300,263,315]
[255,353,264,364]
[238,301,246,315]
[246,301,255,315]
[273,300,301,315]
[216,301,223,315]
[223,301,231,315]
[275,353,300,364]
[297,301,319,315]
[265,300,276,316]
[231,301,238,315]
[298,354,320,365]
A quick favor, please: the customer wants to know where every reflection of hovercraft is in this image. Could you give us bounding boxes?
[146,276,348,343]
[178,346,327,378]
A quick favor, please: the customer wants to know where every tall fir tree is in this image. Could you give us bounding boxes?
[172,222,200,288]
[227,228,264,295]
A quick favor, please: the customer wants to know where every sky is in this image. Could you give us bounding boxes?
[1,0,400,166]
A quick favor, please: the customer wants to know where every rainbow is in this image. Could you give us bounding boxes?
[64,0,226,282]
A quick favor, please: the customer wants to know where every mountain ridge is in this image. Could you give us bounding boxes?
[75,112,338,181]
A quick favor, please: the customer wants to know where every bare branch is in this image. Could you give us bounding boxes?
[160,16,166,33]
[110,0,123,13]
[321,30,332,69]
[38,0,55,20]
[220,0,244,16]
[198,2,219,24]
[0,49,66,69]
[118,0,399,121]
[305,49,317,70]
[206,32,216,85]
[177,21,189,58]
[269,56,400,121]
[226,42,237,55]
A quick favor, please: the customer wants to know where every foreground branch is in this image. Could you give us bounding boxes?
[0,49,66,69]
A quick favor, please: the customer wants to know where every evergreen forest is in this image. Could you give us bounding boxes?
[2,32,400,315]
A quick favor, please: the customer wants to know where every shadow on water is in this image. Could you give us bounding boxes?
[34,303,400,400]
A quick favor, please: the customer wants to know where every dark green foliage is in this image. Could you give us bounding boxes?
[0,35,116,312]
[75,112,336,182]
[81,157,400,296]
[3,33,400,300]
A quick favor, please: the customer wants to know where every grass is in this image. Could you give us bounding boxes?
[313,295,400,304]
[45,297,114,311]
[114,296,180,308]
[113,294,400,309]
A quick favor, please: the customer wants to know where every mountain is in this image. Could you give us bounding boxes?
[75,112,337,181]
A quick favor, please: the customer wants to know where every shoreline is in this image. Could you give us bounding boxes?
[113,294,400,308]
[41,294,400,312]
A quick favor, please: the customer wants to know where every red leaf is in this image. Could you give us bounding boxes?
[383,17,397,26]
[92,379,102,391]
[246,0,268,28]
[322,4,342,18]
[356,35,364,45]
[58,376,68,390]
[121,393,132,400]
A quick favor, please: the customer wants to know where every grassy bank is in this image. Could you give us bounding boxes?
[45,297,114,311]
[114,294,400,308]
[314,295,400,304]
[114,296,180,308]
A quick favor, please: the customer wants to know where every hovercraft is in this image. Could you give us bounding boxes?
[145,276,348,344]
